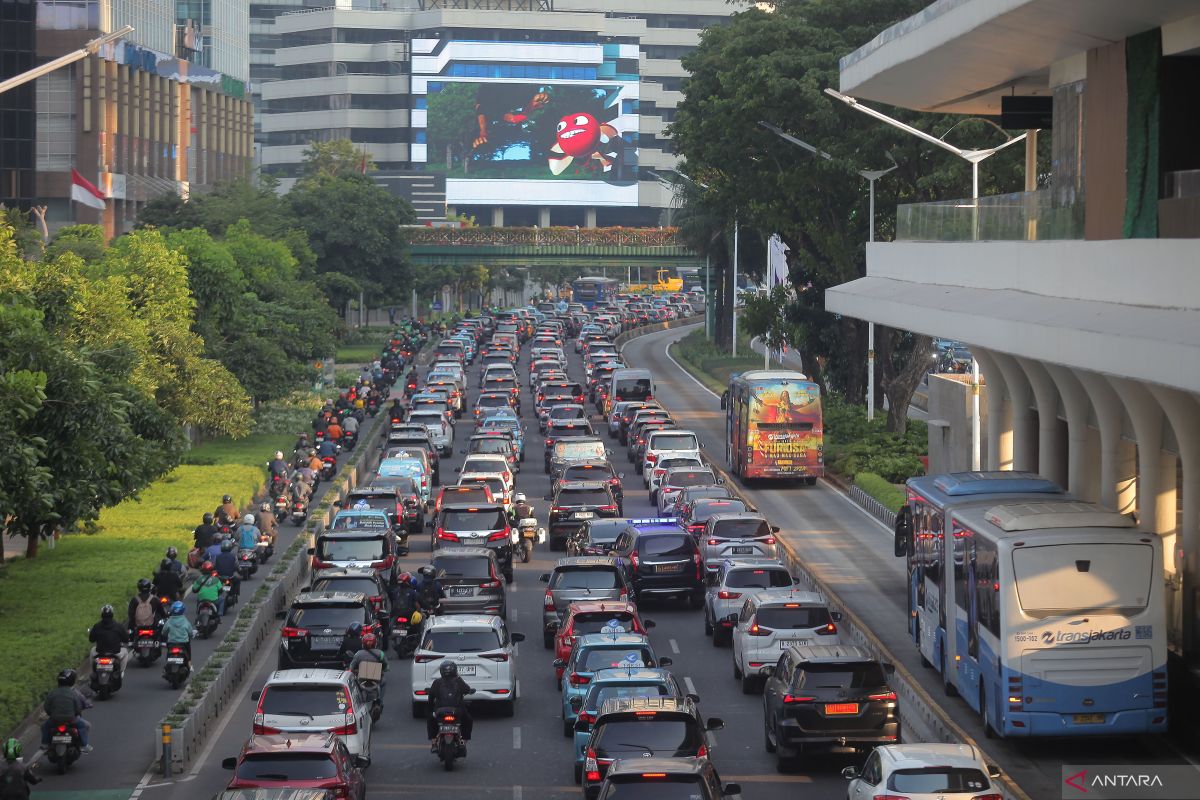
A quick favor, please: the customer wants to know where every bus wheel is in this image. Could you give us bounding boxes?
[941,653,958,697]
[804,476,817,486]
[981,688,997,739]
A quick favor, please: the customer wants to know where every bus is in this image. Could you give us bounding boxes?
[724,370,822,483]
[896,472,1067,672]
[570,276,619,309]
[897,498,1167,737]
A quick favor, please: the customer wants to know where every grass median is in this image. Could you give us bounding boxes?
[0,425,298,737]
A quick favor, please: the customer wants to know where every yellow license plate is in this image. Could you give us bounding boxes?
[1073,713,1104,724]
[825,703,859,715]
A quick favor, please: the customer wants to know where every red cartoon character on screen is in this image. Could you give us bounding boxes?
[548,112,620,175]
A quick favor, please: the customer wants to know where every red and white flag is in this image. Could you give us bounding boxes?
[70,168,106,210]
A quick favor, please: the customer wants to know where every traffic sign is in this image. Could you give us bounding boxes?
[432,301,443,311]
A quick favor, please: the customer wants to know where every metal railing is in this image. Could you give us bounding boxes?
[896,189,1084,241]
[849,484,898,530]
[404,226,686,248]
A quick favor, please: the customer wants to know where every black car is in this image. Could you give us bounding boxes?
[546,481,620,551]
[761,644,898,769]
[609,526,705,607]
[277,592,378,669]
[566,518,631,557]
[305,568,393,640]
[594,757,739,800]
[553,460,624,508]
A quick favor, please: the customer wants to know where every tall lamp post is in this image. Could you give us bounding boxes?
[758,121,897,420]
[0,27,133,95]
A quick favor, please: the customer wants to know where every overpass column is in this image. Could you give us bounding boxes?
[1076,370,1137,513]
[972,348,1011,470]
[1044,364,1098,501]
[539,207,550,228]
[1108,378,1173,537]
[491,207,504,227]
[1019,358,1067,489]
[585,207,597,228]
[992,353,1037,472]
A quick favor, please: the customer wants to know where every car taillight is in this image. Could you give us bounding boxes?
[867,691,897,701]
[696,743,707,758]
[311,558,332,570]
[763,536,777,545]
[816,622,838,636]
[330,720,357,735]
[707,538,720,546]
[585,748,600,781]
[783,694,815,704]
[414,653,443,663]
[629,550,639,573]
[282,626,308,638]
[748,622,771,636]
[395,615,409,624]
[717,590,741,600]
[96,657,113,665]
[544,590,555,609]
[569,673,590,686]
[871,796,913,800]
[436,529,459,542]
[578,711,596,724]
[482,652,509,662]
[693,552,702,580]
[370,556,394,570]
[645,453,657,464]
[486,530,509,542]
[598,505,617,512]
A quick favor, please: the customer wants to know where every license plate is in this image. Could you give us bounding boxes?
[96,663,113,671]
[394,628,407,636]
[457,665,477,676]
[655,563,684,574]
[167,657,185,664]
[450,586,473,597]
[52,736,72,744]
[1073,713,1105,725]
[779,639,810,649]
[574,512,594,519]
[825,703,859,715]
[312,636,341,648]
[439,725,459,734]
[730,546,754,555]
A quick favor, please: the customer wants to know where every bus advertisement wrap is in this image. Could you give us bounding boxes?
[747,382,821,469]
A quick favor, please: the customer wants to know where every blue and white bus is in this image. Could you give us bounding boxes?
[896,472,1067,674]
[570,276,619,310]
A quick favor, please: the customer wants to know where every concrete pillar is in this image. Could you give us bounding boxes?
[1044,364,1097,501]
[539,207,551,228]
[491,207,504,227]
[1074,371,1130,510]
[973,349,1010,470]
[992,353,1037,472]
[1108,378,1172,535]
[1019,358,1067,489]
[585,207,597,228]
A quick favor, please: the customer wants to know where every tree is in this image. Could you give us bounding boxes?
[45,224,107,262]
[301,139,375,180]
[426,82,480,173]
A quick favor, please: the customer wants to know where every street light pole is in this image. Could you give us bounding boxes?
[731,217,739,358]
[0,26,133,95]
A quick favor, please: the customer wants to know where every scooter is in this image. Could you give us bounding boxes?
[256,532,275,563]
[290,497,309,525]
[268,474,289,501]
[433,699,472,771]
[45,720,83,774]
[273,493,289,524]
[237,547,259,579]
[220,575,239,606]
[133,626,162,666]
[321,456,337,481]
[391,609,423,658]
[89,651,123,700]
[516,516,545,564]
[163,644,191,689]
[196,598,220,639]
[343,429,358,451]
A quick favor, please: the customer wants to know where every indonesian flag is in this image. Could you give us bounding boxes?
[70,168,106,210]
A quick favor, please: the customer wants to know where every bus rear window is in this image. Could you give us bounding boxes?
[1012,543,1152,616]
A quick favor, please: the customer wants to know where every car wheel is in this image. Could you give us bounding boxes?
[733,660,743,680]
[411,701,426,719]
[543,633,554,649]
[574,763,583,784]
[499,698,515,717]
[763,716,776,753]
[741,674,759,695]
[704,612,713,636]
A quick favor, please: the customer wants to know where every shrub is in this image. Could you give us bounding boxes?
[854,472,907,513]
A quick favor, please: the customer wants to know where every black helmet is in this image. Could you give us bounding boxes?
[418,565,436,580]
[202,512,213,525]
[137,578,152,593]
[100,604,114,621]
[439,661,458,679]
[222,494,232,504]
[160,558,172,570]
[166,546,178,560]
[347,622,364,636]
[58,668,77,687]
[220,540,235,552]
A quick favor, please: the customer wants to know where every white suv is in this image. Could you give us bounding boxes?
[459,454,514,495]
[844,743,1004,800]
[644,455,705,495]
[729,588,841,694]
[704,558,794,646]
[642,429,702,476]
[254,668,374,757]
[410,614,524,717]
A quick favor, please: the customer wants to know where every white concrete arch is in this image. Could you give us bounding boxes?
[1018,358,1067,489]
[972,348,1011,471]
[1043,364,1097,501]
[1074,370,1134,513]
[990,352,1037,472]
[1106,377,1172,538]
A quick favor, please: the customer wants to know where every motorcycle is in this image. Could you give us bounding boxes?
[366,398,380,416]
[220,575,239,606]
[133,627,161,666]
[433,702,471,771]
[268,474,289,500]
[391,609,423,659]
[321,456,337,481]
[237,547,259,579]
[45,720,82,774]
[290,497,309,526]
[195,599,220,639]
[162,644,190,689]
[516,517,545,564]
[89,651,123,700]
[273,493,289,523]
[343,429,358,451]
[256,531,275,563]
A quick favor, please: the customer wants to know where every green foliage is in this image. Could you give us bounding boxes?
[823,395,926,483]
[45,224,107,262]
[672,329,782,394]
[854,472,907,513]
[301,139,374,180]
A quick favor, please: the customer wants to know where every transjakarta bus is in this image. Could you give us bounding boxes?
[724,370,822,483]
[570,276,619,310]
[901,499,1166,737]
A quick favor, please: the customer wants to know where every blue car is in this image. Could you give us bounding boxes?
[378,456,432,504]
[557,632,668,735]
[569,667,686,783]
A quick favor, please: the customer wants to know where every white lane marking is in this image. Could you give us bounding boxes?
[669,638,680,654]
[513,786,523,800]
[511,607,519,620]
[661,334,719,399]
[513,725,522,749]
[684,676,697,696]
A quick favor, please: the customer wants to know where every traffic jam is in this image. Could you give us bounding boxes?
[216,298,1004,800]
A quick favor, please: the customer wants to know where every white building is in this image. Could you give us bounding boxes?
[825,0,1200,669]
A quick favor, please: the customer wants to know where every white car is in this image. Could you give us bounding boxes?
[730,588,841,694]
[410,614,524,717]
[843,743,1003,800]
[480,363,517,388]
[458,454,514,495]
[704,558,794,646]
[254,668,374,757]
[458,474,512,515]
[408,409,454,455]
[644,455,704,493]
[642,429,702,476]
[429,361,466,383]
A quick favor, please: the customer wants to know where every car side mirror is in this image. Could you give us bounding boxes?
[894,504,913,558]
[511,633,526,643]
[686,693,700,704]
[642,620,655,630]
[841,766,858,780]
[221,757,237,770]
[306,547,315,555]
[770,525,781,534]
[884,662,896,676]
[552,658,566,668]
[657,657,672,667]
[831,611,843,622]
[724,613,738,624]
[705,717,724,731]
[987,764,1002,779]
[354,755,371,769]
[250,690,262,701]
[569,696,583,711]
[539,573,551,583]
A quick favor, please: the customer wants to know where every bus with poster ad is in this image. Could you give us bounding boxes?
[724,370,822,484]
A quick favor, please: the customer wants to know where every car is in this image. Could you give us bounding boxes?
[434,483,493,514]
[474,390,516,419]
[463,434,518,472]
[609,524,705,608]
[592,757,739,800]
[344,485,420,547]
[606,400,642,438]
[762,644,899,767]
[552,460,623,505]
[680,497,749,537]
[278,592,379,670]
[565,518,630,557]
[546,403,588,429]
[410,614,524,718]
[539,557,631,647]
[456,474,512,516]
[406,409,453,455]
[843,743,1004,800]
[305,568,393,641]
[546,481,621,550]
[729,588,842,694]
[430,547,507,617]
[433,502,514,581]
[704,558,794,645]
[699,512,782,573]
[645,455,705,496]
[580,697,722,799]
[252,668,375,757]
[642,429,701,476]
[377,454,432,506]
[547,437,608,479]
[477,417,525,461]
[543,420,597,469]
[655,467,721,513]
[383,431,441,484]
[570,667,686,780]
[456,454,514,495]
[552,600,653,679]
[557,633,670,733]
[221,733,367,798]
[311,513,398,584]
[617,404,665,445]
[629,420,675,467]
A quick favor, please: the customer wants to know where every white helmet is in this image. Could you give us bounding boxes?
[515,493,527,503]
[243,514,255,525]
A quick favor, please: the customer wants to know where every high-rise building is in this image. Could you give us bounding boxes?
[176,0,250,82]
[0,0,37,208]
[260,0,742,226]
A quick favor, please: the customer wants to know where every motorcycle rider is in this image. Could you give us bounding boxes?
[127,579,166,633]
[293,461,317,490]
[161,601,197,659]
[426,661,473,748]
[192,563,225,617]
[306,449,324,474]
[349,631,389,700]
[236,514,260,552]
[338,622,365,667]
[342,412,360,437]
[413,565,445,614]
[267,451,290,482]
[214,494,239,527]
[213,540,241,601]
[511,492,532,524]
[193,512,219,550]
[326,417,343,443]
[316,435,339,460]
[255,502,279,546]
[164,547,184,577]
[152,558,184,602]
[40,670,91,753]
[204,532,225,565]
[289,475,312,507]
[293,432,310,455]
[0,738,40,799]
[88,605,131,677]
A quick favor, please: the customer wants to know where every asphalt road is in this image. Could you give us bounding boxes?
[129,329,849,800]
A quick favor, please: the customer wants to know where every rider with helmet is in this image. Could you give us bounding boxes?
[0,737,40,798]
[349,631,389,700]
[40,670,91,753]
[254,503,278,546]
[193,512,219,550]
[511,492,532,524]
[426,661,474,747]
[192,563,225,617]
[267,451,290,481]
[152,558,183,601]
[413,565,444,614]
[338,622,365,667]
[236,514,260,551]
[293,432,310,456]
[164,547,184,577]
[127,579,166,632]
[88,605,131,676]
[213,538,241,600]
[161,601,197,658]
[214,494,238,527]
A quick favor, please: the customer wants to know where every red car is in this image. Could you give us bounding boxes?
[553,601,654,681]
[222,732,367,800]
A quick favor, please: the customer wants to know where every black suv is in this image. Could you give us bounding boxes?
[278,591,378,669]
[609,526,705,607]
[305,568,393,642]
[434,502,514,582]
[546,481,620,551]
[761,643,898,769]
[552,460,623,510]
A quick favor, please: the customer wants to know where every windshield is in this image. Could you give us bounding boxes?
[479,395,510,407]
[330,514,388,531]
[726,569,792,590]
[441,489,490,505]
[710,519,771,539]
[550,427,591,440]
[756,606,832,630]
[558,489,613,506]
[574,611,635,633]
[592,719,702,757]
[650,434,697,451]
[433,556,493,579]
[555,442,606,460]
[551,568,620,590]
[666,471,716,488]
[795,661,887,689]
[564,467,611,482]
[288,606,362,629]
[421,629,502,653]
[235,753,337,781]
[461,477,505,496]
[588,683,670,709]
[470,440,511,455]
[462,458,507,474]
[409,412,444,426]
[889,768,991,794]
[639,535,692,557]
[1012,543,1152,616]
[316,537,384,561]
[260,685,353,717]
[613,377,653,401]
[441,509,506,531]
[582,647,654,671]
[692,501,747,520]
[310,578,381,596]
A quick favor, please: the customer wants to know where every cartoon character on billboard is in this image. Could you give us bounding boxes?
[548,112,621,175]
[473,86,553,151]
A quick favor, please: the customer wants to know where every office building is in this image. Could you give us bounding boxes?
[0,0,37,208]
[261,0,742,226]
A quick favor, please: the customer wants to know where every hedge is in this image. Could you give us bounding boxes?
[854,472,907,514]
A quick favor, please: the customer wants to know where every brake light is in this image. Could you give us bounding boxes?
[569,673,590,686]
[414,654,443,663]
[694,551,702,580]
[369,556,394,571]
[578,711,596,724]
[137,628,155,637]
[395,616,408,624]
[544,590,555,609]
[816,622,838,636]
[330,720,358,735]
[645,453,658,464]
[96,657,113,665]
[311,558,332,570]
[707,538,720,546]
[282,626,308,638]
[641,773,667,779]
[696,744,707,758]
[436,529,459,542]
[871,796,913,800]
[763,536,777,545]
[585,747,600,782]
[717,590,741,600]
[479,579,501,589]
[481,652,509,662]
[598,505,617,512]
[867,691,898,701]
[629,550,639,573]
[252,721,281,734]
[748,621,771,636]
[783,694,815,704]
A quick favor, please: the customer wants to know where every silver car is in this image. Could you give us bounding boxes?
[432,547,507,618]
[699,513,782,573]
[656,467,721,513]
[704,558,794,646]
[538,556,630,648]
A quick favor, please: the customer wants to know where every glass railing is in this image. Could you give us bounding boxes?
[896,189,1084,241]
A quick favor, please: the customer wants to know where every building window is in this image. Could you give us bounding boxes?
[413,96,427,110]
[413,129,426,144]
[621,99,639,115]
[35,67,75,172]
[36,0,100,30]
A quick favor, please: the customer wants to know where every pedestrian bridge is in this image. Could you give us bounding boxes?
[404,226,704,270]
